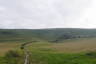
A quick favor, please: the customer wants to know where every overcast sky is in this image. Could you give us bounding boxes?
[0,0,96,29]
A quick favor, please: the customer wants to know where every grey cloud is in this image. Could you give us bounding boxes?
[0,0,93,29]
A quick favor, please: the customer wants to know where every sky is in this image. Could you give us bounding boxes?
[0,0,96,29]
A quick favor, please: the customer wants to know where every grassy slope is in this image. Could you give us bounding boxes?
[27,38,96,64]
[0,38,96,64]
[1,28,96,64]
[29,52,96,64]
[0,28,96,41]
[28,38,96,53]
[0,42,20,56]
[0,40,24,56]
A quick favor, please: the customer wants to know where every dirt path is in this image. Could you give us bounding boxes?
[24,48,30,64]
[21,41,37,64]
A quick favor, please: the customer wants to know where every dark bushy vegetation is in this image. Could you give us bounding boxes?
[85,52,96,58]
[0,50,24,64]
[5,50,20,58]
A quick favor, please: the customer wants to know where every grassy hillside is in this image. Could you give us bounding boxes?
[28,38,96,53]
[0,38,96,64]
[0,28,96,64]
[0,28,96,42]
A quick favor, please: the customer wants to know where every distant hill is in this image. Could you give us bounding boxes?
[0,28,96,42]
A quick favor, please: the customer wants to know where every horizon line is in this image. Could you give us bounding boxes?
[0,27,96,30]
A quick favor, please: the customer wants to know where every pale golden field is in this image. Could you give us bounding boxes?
[1,38,96,56]
[0,42,21,56]
[29,38,96,53]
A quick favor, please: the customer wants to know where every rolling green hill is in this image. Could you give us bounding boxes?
[0,28,96,42]
[1,28,96,64]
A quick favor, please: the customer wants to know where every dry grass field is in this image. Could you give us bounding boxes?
[1,38,96,56]
[0,42,21,56]
[49,38,96,53]
[1,38,96,64]
[28,38,96,53]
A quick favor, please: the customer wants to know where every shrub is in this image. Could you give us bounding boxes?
[5,50,20,58]
[85,52,96,58]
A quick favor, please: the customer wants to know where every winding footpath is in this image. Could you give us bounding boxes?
[24,48,30,64]
[21,41,37,64]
